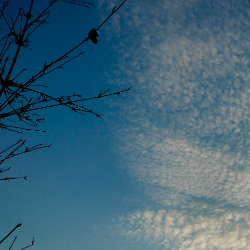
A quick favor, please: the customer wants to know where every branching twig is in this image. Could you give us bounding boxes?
[0,139,51,165]
[0,176,27,181]
[0,0,130,174]
[20,237,34,250]
[0,139,51,180]
[0,0,129,121]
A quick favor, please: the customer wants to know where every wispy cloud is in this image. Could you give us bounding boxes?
[100,0,250,248]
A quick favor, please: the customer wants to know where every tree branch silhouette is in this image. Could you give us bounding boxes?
[1,0,129,250]
[0,0,130,180]
[0,139,51,180]
[0,223,22,244]
[1,2,130,250]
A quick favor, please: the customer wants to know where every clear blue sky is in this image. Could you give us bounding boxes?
[2,0,250,249]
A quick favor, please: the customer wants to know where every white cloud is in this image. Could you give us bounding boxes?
[100,0,250,248]
[120,209,250,249]
[110,0,250,204]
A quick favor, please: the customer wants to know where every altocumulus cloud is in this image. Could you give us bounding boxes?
[101,0,250,248]
[119,209,250,249]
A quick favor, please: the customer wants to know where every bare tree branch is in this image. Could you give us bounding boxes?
[0,0,130,134]
[0,139,51,180]
[0,223,22,244]
[1,0,129,249]
[20,237,34,250]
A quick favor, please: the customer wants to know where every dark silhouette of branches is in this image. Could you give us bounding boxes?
[1,0,129,249]
[0,0,129,180]
[0,223,34,250]
[0,139,51,181]
[0,0,129,133]
[20,237,34,250]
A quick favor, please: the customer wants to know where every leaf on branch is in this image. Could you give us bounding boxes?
[24,13,33,20]
[88,28,98,44]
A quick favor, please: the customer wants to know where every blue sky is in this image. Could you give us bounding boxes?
[2,0,250,249]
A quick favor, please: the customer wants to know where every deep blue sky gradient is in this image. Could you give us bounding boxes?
[2,0,250,249]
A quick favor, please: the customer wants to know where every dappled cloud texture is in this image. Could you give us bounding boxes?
[101,0,250,248]
[119,209,250,249]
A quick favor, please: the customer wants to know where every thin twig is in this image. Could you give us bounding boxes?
[20,237,34,250]
[9,236,17,250]
[0,176,27,180]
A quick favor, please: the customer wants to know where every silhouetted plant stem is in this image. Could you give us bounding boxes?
[0,0,34,99]
[0,223,21,244]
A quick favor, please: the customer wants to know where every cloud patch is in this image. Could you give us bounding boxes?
[100,0,250,248]
[119,209,250,249]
